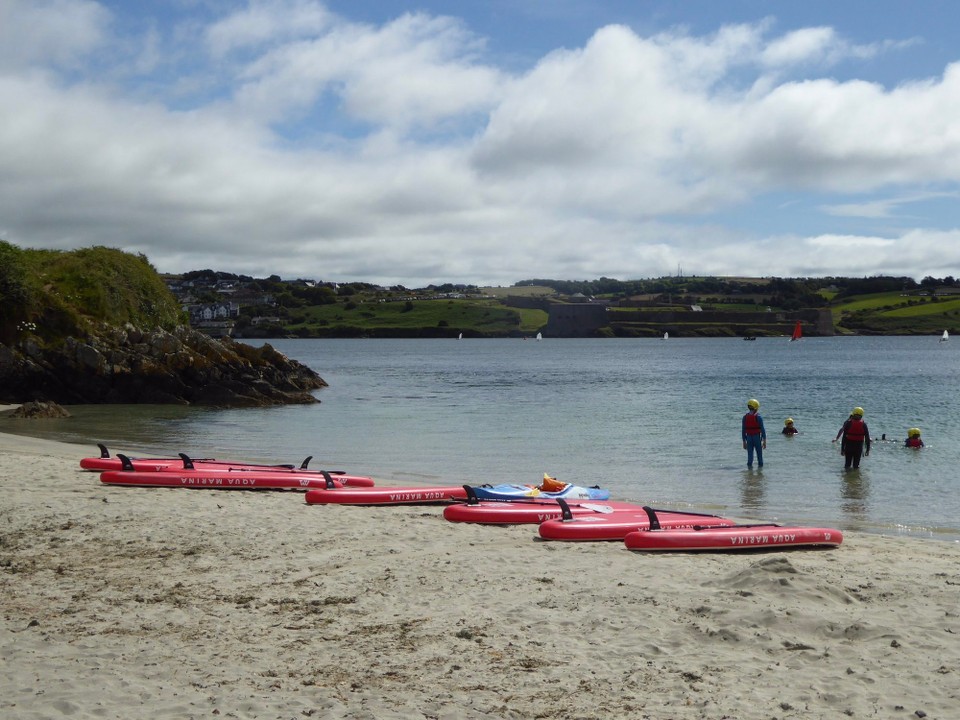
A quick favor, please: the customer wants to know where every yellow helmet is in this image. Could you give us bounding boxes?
[747,398,760,410]
[851,407,864,417]
[908,428,921,438]
[784,418,794,425]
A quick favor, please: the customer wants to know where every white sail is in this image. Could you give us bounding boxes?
[663,332,669,340]
[536,332,542,341]
[941,330,949,342]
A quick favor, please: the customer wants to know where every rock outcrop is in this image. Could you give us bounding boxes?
[9,400,71,418]
[0,323,326,407]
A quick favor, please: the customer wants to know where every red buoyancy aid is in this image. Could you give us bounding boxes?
[906,437,923,448]
[845,418,866,441]
[743,412,762,435]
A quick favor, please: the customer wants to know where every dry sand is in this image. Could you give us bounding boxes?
[2,429,959,719]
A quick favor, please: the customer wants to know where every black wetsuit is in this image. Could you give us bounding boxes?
[839,418,871,469]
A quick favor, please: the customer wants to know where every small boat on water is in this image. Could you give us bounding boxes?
[940,330,949,343]
[790,321,802,342]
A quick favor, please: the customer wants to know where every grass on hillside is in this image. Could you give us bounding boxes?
[288,298,548,336]
[883,298,960,317]
[3,243,183,344]
[830,291,914,313]
[831,291,960,317]
[829,290,960,334]
[480,285,556,298]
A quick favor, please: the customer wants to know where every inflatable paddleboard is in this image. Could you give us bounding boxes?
[80,445,218,471]
[304,483,468,505]
[85,449,374,487]
[538,503,734,541]
[80,443,374,486]
[443,499,643,524]
[466,482,610,502]
[624,524,843,552]
[100,469,355,491]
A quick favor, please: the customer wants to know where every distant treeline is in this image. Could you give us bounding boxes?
[515,275,954,306]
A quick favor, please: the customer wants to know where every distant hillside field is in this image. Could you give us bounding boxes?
[480,286,556,298]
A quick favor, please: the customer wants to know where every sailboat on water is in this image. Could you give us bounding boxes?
[790,321,802,342]
[940,330,949,343]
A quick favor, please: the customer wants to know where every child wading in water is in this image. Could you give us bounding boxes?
[905,428,924,448]
[741,398,767,468]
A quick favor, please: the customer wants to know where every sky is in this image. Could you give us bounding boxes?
[2,0,959,287]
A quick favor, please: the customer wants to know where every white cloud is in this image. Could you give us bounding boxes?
[1,1,960,286]
[0,0,108,70]
[822,191,960,218]
[206,0,334,58]
[218,9,503,131]
[762,26,836,66]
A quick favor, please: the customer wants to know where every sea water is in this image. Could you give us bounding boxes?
[7,336,959,540]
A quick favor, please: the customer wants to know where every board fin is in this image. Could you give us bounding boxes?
[642,506,661,530]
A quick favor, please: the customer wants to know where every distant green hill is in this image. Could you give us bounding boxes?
[5,244,957,340]
[829,290,960,335]
[281,297,548,338]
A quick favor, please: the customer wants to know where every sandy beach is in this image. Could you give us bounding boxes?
[2,429,959,719]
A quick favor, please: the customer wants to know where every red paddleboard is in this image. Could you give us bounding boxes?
[81,456,220,471]
[100,469,355,491]
[305,484,468,505]
[84,448,374,487]
[538,504,734,541]
[443,499,644,524]
[624,524,843,552]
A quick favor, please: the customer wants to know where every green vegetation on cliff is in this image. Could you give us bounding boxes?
[0,243,323,406]
[0,242,183,345]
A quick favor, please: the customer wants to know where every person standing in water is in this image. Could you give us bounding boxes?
[741,398,767,468]
[782,418,799,435]
[834,406,871,469]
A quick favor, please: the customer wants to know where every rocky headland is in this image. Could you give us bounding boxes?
[0,323,325,407]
